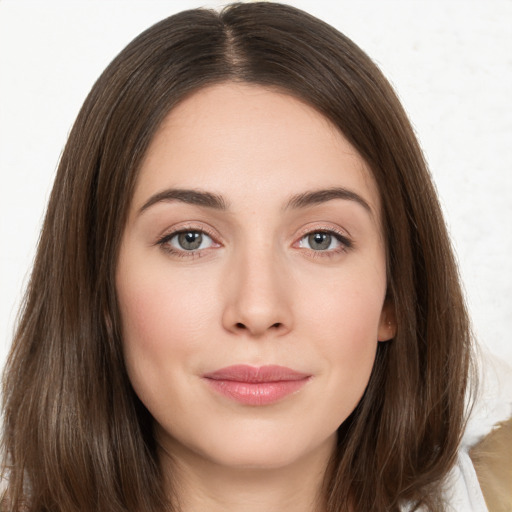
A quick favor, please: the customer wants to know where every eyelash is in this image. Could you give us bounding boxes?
[297,228,353,258]
[156,226,219,259]
[155,226,353,259]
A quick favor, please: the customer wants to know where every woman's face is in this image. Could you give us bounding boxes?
[116,82,395,471]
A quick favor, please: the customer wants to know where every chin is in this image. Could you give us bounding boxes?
[179,426,337,473]
[207,445,303,470]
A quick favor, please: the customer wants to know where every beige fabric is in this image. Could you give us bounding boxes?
[470,418,512,512]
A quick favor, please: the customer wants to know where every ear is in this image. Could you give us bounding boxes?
[377,299,397,342]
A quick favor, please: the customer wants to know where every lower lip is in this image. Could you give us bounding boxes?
[204,378,310,406]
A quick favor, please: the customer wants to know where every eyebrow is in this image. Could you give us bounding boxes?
[285,187,372,215]
[139,188,228,215]
[138,186,372,216]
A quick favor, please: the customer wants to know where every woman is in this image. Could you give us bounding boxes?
[1,3,507,511]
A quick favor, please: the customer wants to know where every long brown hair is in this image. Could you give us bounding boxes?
[1,3,473,511]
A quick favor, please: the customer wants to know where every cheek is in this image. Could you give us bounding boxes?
[117,262,215,351]
[300,262,386,346]
[115,259,219,410]
[298,267,385,413]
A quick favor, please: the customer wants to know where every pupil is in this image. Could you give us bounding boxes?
[178,231,202,250]
[309,232,331,250]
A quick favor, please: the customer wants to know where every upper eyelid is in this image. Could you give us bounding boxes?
[156,223,221,244]
[294,223,352,241]
[299,229,346,241]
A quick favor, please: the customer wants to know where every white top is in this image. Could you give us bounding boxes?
[419,350,512,511]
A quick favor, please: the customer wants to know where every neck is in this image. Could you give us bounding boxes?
[160,435,335,512]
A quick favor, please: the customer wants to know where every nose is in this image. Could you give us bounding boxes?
[221,245,293,338]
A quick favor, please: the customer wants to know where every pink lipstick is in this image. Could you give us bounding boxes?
[203,365,310,406]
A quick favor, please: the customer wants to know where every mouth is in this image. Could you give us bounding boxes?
[202,365,311,406]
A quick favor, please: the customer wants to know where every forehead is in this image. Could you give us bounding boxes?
[132,82,381,218]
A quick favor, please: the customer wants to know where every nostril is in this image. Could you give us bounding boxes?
[234,322,282,331]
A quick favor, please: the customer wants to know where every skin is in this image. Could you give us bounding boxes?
[116,82,396,512]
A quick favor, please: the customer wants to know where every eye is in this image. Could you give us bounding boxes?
[298,230,351,252]
[158,229,216,253]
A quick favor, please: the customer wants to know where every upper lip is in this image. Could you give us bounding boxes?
[203,364,310,383]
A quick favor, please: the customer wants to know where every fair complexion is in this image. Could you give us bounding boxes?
[116,82,396,512]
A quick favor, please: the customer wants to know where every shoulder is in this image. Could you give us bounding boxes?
[467,351,512,512]
[446,350,512,512]
[402,351,512,512]
[470,417,512,512]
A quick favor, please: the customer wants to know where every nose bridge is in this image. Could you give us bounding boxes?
[222,234,292,337]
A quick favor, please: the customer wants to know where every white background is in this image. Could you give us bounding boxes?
[1,1,511,369]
